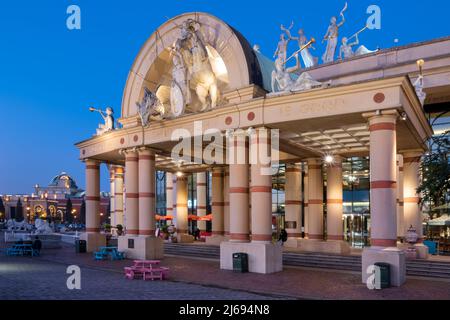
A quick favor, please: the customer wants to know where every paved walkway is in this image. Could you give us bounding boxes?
[1,236,449,300]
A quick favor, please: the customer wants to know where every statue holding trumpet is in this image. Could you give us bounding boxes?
[89,106,115,136]
[282,24,318,68]
[339,25,378,60]
[322,2,347,63]
[271,37,322,93]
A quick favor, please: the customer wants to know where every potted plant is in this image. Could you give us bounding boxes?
[103,223,111,233]
[161,225,169,240]
[116,224,124,236]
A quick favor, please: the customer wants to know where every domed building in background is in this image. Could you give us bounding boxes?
[34,172,84,200]
[0,172,110,225]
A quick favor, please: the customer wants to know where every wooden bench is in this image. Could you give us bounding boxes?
[143,269,164,281]
[6,245,36,257]
[124,267,145,280]
[124,265,169,281]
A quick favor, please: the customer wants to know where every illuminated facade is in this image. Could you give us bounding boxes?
[75,13,450,286]
[0,172,110,224]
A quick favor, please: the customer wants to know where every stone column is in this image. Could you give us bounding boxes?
[166,172,174,218]
[362,112,405,287]
[212,168,224,235]
[224,168,230,237]
[113,166,124,228]
[176,175,192,242]
[403,152,423,239]
[285,163,302,246]
[221,128,282,274]
[172,174,177,226]
[196,172,207,232]
[307,158,324,240]
[228,135,250,243]
[109,166,116,227]
[396,155,405,240]
[250,129,272,244]
[326,157,344,241]
[138,148,156,236]
[326,157,350,254]
[124,150,139,235]
[403,151,428,259]
[119,149,163,260]
[303,163,309,238]
[81,160,106,252]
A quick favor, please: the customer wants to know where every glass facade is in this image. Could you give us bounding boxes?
[155,159,372,247]
[272,165,286,236]
[155,171,166,215]
[342,157,371,248]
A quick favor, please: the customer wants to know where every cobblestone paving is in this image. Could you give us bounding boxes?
[1,233,449,300]
[0,256,282,300]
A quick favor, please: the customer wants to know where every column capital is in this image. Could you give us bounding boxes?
[401,150,423,160]
[137,146,157,155]
[362,109,398,121]
[84,159,101,166]
[306,158,322,167]
[119,148,138,156]
[212,167,224,174]
[285,163,302,172]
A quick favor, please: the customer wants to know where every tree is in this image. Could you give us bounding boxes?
[0,197,5,220]
[418,112,450,220]
[65,198,73,223]
[16,198,24,222]
[80,200,86,224]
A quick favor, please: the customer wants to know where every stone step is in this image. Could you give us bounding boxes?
[163,244,450,279]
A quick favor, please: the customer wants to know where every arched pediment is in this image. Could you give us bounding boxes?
[121,12,263,119]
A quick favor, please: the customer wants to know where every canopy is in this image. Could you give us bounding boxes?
[199,214,213,221]
[155,215,173,221]
[428,214,450,226]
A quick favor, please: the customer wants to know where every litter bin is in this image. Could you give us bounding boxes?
[374,262,390,288]
[75,240,87,253]
[232,253,248,273]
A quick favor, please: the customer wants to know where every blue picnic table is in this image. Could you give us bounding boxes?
[94,246,125,261]
[6,244,39,257]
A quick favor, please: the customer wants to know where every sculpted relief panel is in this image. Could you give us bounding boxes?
[122,13,254,125]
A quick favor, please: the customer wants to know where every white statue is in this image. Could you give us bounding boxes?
[6,219,32,231]
[171,44,191,105]
[271,54,322,93]
[174,19,219,112]
[90,107,115,135]
[322,2,347,63]
[284,26,318,68]
[339,34,377,60]
[136,88,166,126]
[33,218,53,234]
[274,23,293,62]
[413,74,426,105]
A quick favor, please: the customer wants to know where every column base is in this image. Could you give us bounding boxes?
[80,232,107,253]
[397,243,429,260]
[205,235,226,246]
[295,239,351,255]
[118,235,164,260]
[176,233,194,243]
[362,246,406,287]
[220,241,283,274]
[285,238,301,248]
[415,244,429,260]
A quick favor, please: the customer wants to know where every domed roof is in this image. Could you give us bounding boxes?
[49,172,78,189]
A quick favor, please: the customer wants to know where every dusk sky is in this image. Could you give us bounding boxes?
[1,0,449,194]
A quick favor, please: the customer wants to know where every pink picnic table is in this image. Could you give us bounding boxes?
[132,260,160,269]
[125,260,169,281]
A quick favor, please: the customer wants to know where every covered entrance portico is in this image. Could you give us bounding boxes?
[75,12,435,287]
